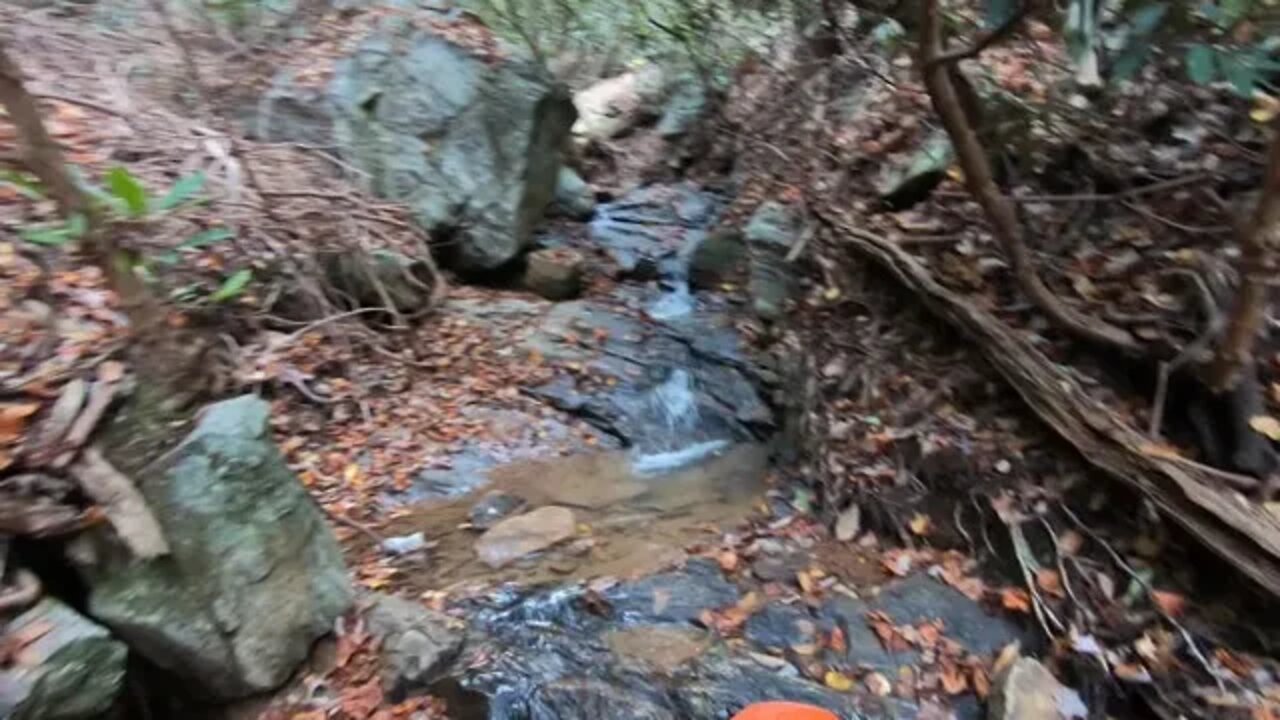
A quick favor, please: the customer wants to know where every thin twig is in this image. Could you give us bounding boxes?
[1061,503,1228,692]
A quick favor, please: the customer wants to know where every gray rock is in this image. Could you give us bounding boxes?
[552,167,597,220]
[605,558,739,624]
[875,130,954,209]
[0,598,128,720]
[656,79,708,139]
[530,679,677,720]
[572,65,666,141]
[743,604,816,650]
[745,201,802,319]
[320,249,437,313]
[260,12,576,271]
[522,248,585,301]
[80,395,353,700]
[688,228,746,289]
[989,658,1085,720]
[366,594,463,698]
[469,491,526,530]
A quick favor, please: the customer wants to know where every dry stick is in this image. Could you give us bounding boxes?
[1008,520,1064,639]
[1210,116,1280,392]
[1149,269,1223,439]
[1060,503,1229,693]
[917,0,1141,354]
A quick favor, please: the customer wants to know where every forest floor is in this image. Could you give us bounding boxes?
[5,3,1280,720]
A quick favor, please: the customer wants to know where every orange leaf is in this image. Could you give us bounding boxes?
[1035,568,1065,598]
[940,661,969,695]
[1150,590,1186,617]
[971,665,991,699]
[0,402,39,444]
[1000,588,1032,613]
[716,549,739,573]
[1058,530,1085,555]
[827,626,848,654]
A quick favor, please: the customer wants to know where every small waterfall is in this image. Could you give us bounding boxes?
[628,368,728,475]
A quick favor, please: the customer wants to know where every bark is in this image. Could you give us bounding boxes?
[1209,118,1280,392]
[917,0,1141,354]
[816,204,1280,599]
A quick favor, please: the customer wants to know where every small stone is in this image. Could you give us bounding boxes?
[381,532,429,556]
[751,551,804,583]
[365,594,463,698]
[468,491,526,530]
[834,504,861,542]
[989,658,1085,720]
[475,506,577,568]
[995,459,1012,474]
[552,166,597,220]
[522,248,585,301]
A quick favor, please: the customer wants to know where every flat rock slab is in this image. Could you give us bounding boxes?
[475,505,577,568]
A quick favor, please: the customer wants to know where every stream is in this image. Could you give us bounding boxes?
[365,184,1019,720]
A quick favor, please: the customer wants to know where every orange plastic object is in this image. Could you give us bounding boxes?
[731,702,841,720]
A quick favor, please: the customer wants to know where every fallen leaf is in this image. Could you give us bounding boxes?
[824,669,855,691]
[1058,530,1084,555]
[340,677,383,719]
[1150,590,1186,617]
[864,672,892,697]
[881,549,913,577]
[999,588,1032,613]
[828,626,848,654]
[909,513,931,536]
[835,504,861,542]
[1250,415,1280,441]
[940,661,968,695]
[97,360,126,383]
[0,402,39,444]
[335,619,370,669]
[1035,568,1065,598]
[971,664,991,699]
[717,549,739,573]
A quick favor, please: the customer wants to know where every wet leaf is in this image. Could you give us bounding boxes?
[828,626,848,654]
[340,677,383,719]
[824,669,855,691]
[940,661,968,695]
[717,549,740,573]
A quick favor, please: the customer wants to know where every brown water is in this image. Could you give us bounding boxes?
[363,443,772,596]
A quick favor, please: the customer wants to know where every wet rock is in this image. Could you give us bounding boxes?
[689,227,746,289]
[606,558,739,623]
[589,182,717,280]
[745,201,801,319]
[751,550,806,583]
[366,594,463,699]
[468,491,527,530]
[821,574,1023,671]
[82,394,353,700]
[522,248,585,301]
[744,604,817,650]
[989,658,1085,720]
[606,626,711,674]
[876,130,954,210]
[0,598,127,720]
[531,678,677,720]
[323,13,575,271]
[475,506,577,568]
[552,167,597,220]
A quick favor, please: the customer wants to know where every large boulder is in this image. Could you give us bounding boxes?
[0,598,128,720]
[745,201,802,320]
[78,394,353,700]
[259,10,577,272]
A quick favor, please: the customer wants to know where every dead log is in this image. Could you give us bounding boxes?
[817,206,1280,597]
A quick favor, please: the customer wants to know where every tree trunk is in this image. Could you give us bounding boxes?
[1209,118,1280,392]
[916,0,1141,354]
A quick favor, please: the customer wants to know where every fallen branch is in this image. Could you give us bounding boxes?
[69,447,169,559]
[817,207,1280,597]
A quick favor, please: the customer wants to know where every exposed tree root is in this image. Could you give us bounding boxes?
[816,205,1280,598]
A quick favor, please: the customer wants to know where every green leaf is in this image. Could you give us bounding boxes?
[20,223,73,246]
[105,167,149,217]
[209,269,253,302]
[178,227,234,250]
[66,212,88,238]
[1129,3,1169,36]
[1223,54,1259,96]
[1186,44,1217,84]
[156,171,206,212]
[1112,37,1155,81]
[0,170,46,200]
